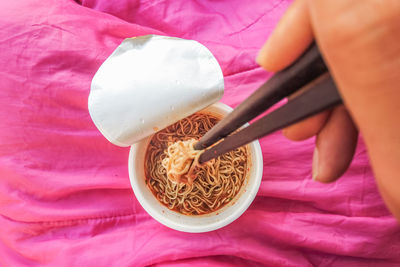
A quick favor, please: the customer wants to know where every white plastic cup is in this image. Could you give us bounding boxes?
[129,102,263,233]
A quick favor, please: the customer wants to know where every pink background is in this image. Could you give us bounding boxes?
[0,0,399,266]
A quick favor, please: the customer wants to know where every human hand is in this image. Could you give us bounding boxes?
[257,0,400,219]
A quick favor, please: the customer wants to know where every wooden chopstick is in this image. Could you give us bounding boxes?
[194,42,327,151]
[198,73,342,163]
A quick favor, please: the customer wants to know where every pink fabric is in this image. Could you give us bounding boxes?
[0,0,399,266]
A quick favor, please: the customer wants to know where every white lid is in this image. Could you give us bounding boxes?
[88,35,224,147]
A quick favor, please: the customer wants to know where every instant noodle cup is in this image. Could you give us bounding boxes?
[130,102,263,232]
[89,35,263,233]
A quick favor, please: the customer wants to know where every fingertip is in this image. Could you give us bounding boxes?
[283,111,331,141]
[312,148,343,183]
[256,0,314,72]
[312,147,319,181]
[313,170,342,184]
[283,126,306,141]
[256,38,288,72]
[312,146,341,183]
[311,106,358,184]
[282,127,291,140]
[282,127,307,141]
[256,40,276,72]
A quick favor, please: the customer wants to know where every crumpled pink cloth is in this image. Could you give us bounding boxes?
[0,0,399,266]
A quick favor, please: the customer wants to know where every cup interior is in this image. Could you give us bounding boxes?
[128,102,263,233]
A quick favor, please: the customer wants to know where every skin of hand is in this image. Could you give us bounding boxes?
[257,0,400,220]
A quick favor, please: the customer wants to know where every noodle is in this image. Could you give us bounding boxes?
[144,113,248,215]
[161,139,202,184]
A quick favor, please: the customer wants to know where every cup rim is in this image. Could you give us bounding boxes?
[128,102,263,232]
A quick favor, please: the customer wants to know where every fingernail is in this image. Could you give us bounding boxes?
[312,147,319,181]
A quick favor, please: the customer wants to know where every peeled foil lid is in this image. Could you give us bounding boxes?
[88,35,224,147]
